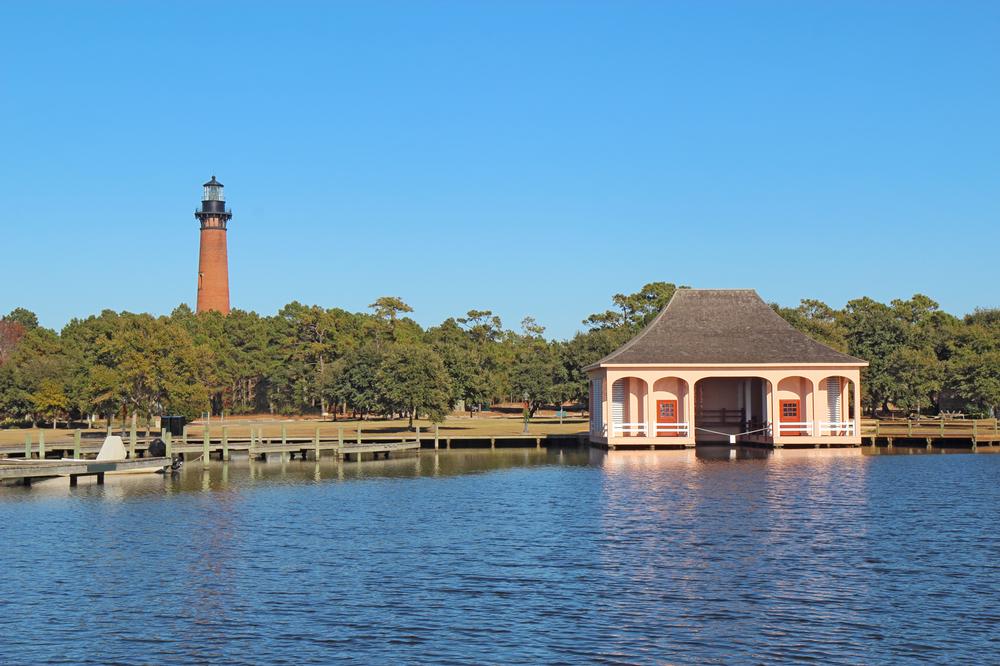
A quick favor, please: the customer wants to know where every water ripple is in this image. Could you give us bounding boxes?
[0,447,998,664]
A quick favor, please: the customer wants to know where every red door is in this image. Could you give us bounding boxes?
[780,399,803,436]
[656,399,679,437]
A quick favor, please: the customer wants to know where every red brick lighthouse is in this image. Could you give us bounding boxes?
[195,176,232,314]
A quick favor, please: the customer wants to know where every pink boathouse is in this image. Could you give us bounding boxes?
[586,289,867,448]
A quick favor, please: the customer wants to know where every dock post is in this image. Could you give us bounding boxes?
[926,438,933,450]
[24,433,31,459]
[415,425,421,448]
[446,438,451,450]
[222,426,229,461]
[434,425,439,450]
[165,430,173,458]
[357,426,362,446]
[38,431,45,459]
[129,414,137,459]
[314,426,321,461]
[281,423,287,449]
[338,427,344,449]
[203,423,211,467]
[490,438,495,450]
[182,425,188,447]
[73,429,81,459]
[536,437,541,449]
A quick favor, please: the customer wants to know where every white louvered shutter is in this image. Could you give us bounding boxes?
[612,380,626,427]
[827,377,841,422]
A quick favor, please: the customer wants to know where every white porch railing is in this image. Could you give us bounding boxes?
[610,422,649,437]
[655,423,690,436]
[605,420,857,439]
[609,422,690,437]
[776,421,814,436]
[817,420,857,436]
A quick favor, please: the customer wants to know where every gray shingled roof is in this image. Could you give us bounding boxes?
[590,289,866,367]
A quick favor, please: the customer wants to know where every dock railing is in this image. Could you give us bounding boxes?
[817,421,857,436]
[611,422,649,437]
[861,417,998,440]
[654,423,690,437]
[610,422,691,437]
[777,421,814,436]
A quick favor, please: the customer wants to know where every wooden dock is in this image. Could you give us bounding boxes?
[0,458,171,486]
[5,418,998,458]
[860,418,1000,449]
[0,424,587,463]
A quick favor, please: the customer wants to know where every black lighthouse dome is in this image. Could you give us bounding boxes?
[196,175,232,221]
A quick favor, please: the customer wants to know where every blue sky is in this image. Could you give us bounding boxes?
[1,1,997,339]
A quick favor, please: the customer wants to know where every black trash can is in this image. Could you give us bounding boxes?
[162,415,186,436]
[148,438,166,457]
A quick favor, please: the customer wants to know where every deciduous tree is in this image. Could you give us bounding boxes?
[377,344,452,428]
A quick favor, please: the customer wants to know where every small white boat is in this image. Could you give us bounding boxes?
[62,436,168,475]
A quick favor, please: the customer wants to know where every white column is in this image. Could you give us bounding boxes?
[648,380,658,440]
[765,380,774,438]
[809,379,817,436]
[686,381,695,442]
[604,374,612,437]
[852,375,862,436]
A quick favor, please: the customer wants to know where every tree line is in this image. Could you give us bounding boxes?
[0,283,997,428]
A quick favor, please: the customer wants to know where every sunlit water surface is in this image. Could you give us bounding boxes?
[2,446,999,665]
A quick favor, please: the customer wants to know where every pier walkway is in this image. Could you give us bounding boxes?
[0,457,171,486]
[0,424,588,465]
[860,418,1000,449]
[4,418,995,461]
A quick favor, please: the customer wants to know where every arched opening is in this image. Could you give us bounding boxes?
[610,377,648,437]
[818,376,857,436]
[694,377,772,443]
[776,376,814,436]
[651,377,689,437]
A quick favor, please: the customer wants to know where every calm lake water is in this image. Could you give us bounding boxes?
[2,446,999,665]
